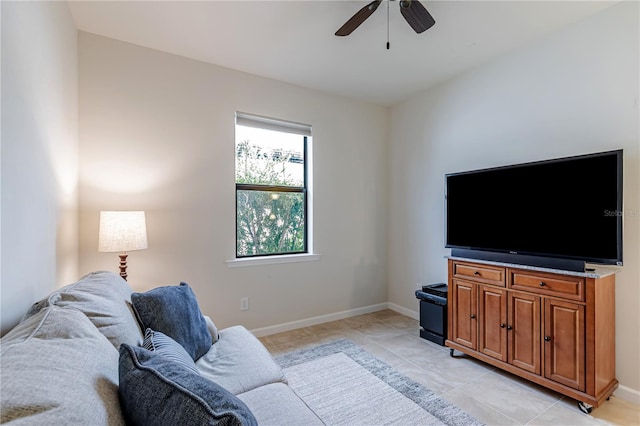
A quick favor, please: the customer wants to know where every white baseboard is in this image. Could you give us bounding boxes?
[387,302,419,320]
[250,303,389,337]
[614,384,640,405]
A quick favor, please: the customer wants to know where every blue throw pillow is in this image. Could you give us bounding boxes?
[143,328,200,375]
[119,344,257,426]
[132,282,212,360]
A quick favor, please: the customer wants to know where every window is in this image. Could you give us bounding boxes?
[235,112,311,258]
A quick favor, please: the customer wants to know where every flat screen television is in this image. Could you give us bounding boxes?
[445,149,623,272]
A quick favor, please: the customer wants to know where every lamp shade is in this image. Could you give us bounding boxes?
[98,211,148,253]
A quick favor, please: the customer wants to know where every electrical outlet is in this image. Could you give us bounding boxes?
[240,297,249,311]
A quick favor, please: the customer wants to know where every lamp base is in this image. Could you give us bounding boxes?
[118,253,128,281]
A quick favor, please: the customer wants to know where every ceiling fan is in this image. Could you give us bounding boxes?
[335,0,435,37]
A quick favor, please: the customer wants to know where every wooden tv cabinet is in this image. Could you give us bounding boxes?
[445,258,618,413]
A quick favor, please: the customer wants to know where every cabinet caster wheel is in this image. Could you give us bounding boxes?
[449,348,455,357]
[606,396,611,401]
[578,401,593,414]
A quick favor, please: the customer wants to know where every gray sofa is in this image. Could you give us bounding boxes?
[0,271,323,425]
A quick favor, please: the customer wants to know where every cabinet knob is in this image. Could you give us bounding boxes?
[544,336,551,342]
[507,325,513,331]
[500,323,506,328]
[470,314,476,319]
[474,271,480,276]
[539,281,546,286]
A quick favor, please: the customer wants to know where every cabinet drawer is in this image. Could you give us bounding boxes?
[453,263,505,287]
[509,271,584,301]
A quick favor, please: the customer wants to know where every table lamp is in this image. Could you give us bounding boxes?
[98,211,148,281]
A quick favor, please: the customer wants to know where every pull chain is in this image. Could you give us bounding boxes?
[386,0,390,49]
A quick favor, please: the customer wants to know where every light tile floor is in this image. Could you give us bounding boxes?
[259,309,640,426]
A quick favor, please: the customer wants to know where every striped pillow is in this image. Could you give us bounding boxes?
[143,328,200,375]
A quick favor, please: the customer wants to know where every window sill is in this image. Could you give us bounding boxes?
[226,253,321,268]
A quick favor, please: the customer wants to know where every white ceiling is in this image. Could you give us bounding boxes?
[68,0,618,106]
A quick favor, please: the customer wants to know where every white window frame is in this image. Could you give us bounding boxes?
[227,112,317,267]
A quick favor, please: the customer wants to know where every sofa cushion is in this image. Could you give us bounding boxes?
[143,328,199,375]
[196,325,287,395]
[132,282,212,361]
[20,297,49,322]
[119,344,257,426]
[0,306,124,425]
[237,383,324,426]
[49,271,143,348]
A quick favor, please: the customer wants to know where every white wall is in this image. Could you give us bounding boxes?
[0,1,78,335]
[78,33,389,331]
[389,1,639,400]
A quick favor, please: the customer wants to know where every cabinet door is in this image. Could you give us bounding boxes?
[452,280,477,349]
[508,292,541,374]
[478,285,507,361]
[544,299,585,391]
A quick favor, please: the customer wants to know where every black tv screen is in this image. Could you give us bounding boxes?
[445,150,623,269]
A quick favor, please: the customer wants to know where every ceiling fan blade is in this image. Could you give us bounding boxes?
[399,0,435,34]
[335,0,382,36]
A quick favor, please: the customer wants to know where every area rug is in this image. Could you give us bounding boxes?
[275,339,483,426]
